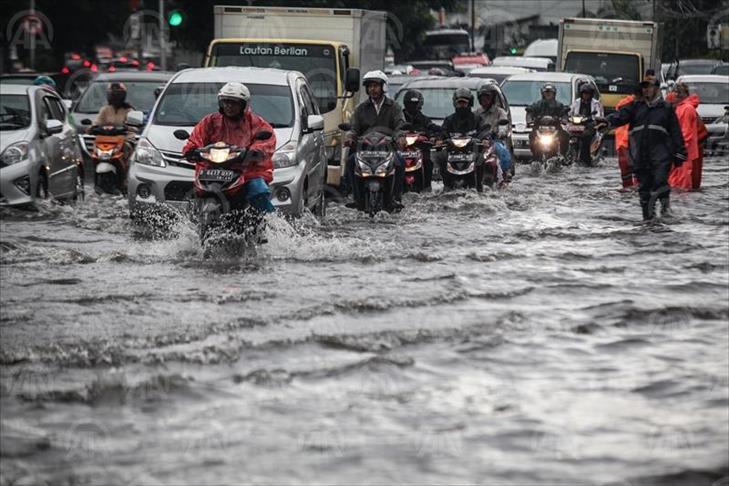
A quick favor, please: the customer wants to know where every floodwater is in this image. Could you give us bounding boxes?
[1,157,728,485]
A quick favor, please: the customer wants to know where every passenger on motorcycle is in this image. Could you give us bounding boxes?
[344,70,405,209]
[182,81,277,212]
[526,83,569,157]
[402,89,440,190]
[475,83,512,177]
[569,83,604,165]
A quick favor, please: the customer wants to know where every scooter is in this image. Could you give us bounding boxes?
[340,124,398,217]
[87,125,130,194]
[398,127,433,193]
[565,112,605,166]
[436,130,489,192]
[173,129,273,245]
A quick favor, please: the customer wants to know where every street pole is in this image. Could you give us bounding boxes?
[29,0,36,70]
[470,0,476,52]
[582,0,586,18]
[159,0,166,71]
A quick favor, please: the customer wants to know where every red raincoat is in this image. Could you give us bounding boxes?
[614,95,637,188]
[668,94,700,191]
[182,110,276,183]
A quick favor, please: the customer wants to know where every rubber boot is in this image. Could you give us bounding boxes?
[659,196,673,219]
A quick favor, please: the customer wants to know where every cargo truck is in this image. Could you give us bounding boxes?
[205,5,388,186]
[557,18,661,113]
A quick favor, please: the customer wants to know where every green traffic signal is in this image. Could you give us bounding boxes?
[510,47,517,55]
[168,10,184,27]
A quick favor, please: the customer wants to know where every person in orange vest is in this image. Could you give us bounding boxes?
[666,82,703,191]
[614,92,638,189]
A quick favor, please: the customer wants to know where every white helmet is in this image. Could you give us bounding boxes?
[218,82,250,103]
[362,70,389,91]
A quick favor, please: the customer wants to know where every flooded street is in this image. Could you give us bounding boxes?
[1,157,728,485]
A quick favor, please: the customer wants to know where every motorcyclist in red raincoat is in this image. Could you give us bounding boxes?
[183,81,276,210]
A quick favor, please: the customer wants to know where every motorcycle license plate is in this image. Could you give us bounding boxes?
[569,125,585,132]
[198,169,236,182]
[400,151,419,158]
[449,153,472,162]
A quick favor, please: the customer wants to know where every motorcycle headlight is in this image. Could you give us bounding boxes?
[95,147,114,157]
[273,141,298,169]
[0,141,30,165]
[539,134,554,145]
[570,116,583,124]
[356,157,373,175]
[451,138,470,148]
[405,135,418,146]
[133,138,165,167]
[208,147,231,164]
[374,153,394,176]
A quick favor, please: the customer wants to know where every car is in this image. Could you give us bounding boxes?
[711,63,729,76]
[500,72,600,160]
[0,85,84,206]
[467,66,536,85]
[128,66,326,217]
[676,74,729,154]
[671,59,722,78]
[523,39,558,63]
[387,74,420,97]
[407,60,462,76]
[384,64,415,76]
[394,76,513,154]
[491,56,554,72]
[70,71,174,163]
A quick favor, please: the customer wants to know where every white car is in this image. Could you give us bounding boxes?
[491,56,554,72]
[501,72,600,160]
[0,84,84,206]
[676,74,729,154]
[128,67,326,217]
[467,66,535,85]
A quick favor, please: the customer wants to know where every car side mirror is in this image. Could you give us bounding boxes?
[126,110,144,127]
[338,123,352,132]
[255,130,273,141]
[173,129,190,140]
[80,118,92,126]
[306,114,324,131]
[45,119,63,135]
[345,68,360,93]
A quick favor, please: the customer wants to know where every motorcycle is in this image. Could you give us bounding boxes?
[87,125,130,194]
[564,112,605,167]
[173,129,273,246]
[341,124,398,217]
[398,127,433,193]
[435,128,499,192]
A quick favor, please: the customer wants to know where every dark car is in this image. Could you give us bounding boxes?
[70,71,173,162]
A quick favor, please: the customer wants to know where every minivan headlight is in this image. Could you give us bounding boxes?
[273,141,298,169]
[0,141,30,165]
[133,138,165,167]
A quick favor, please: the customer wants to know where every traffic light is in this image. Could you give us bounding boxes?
[509,47,517,55]
[168,9,184,27]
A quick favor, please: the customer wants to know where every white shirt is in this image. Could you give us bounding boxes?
[371,97,385,115]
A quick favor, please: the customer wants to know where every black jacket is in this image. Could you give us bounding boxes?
[350,96,404,138]
[607,96,687,168]
[526,98,567,124]
[442,110,481,136]
[403,110,440,136]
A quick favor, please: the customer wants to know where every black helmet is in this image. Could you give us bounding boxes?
[477,83,498,101]
[403,89,424,112]
[579,83,595,95]
[452,87,474,108]
[541,83,556,95]
[107,82,127,106]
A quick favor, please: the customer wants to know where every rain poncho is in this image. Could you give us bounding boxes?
[667,94,700,190]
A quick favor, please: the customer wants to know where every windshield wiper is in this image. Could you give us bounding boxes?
[269,123,291,128]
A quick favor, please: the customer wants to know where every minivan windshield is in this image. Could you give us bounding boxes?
[75,80,163,114]
[501,80,572,106]
[153,82,294,127]
[0,94,31,131]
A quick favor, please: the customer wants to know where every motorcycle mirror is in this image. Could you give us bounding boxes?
[80,118,92,126]
[255,131,273,141]
[338,123,352,132]
[173,129,190,140]
[498,119,509,125]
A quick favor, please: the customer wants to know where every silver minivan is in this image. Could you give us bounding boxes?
[0,84,84,206]
[127,67,326,216]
